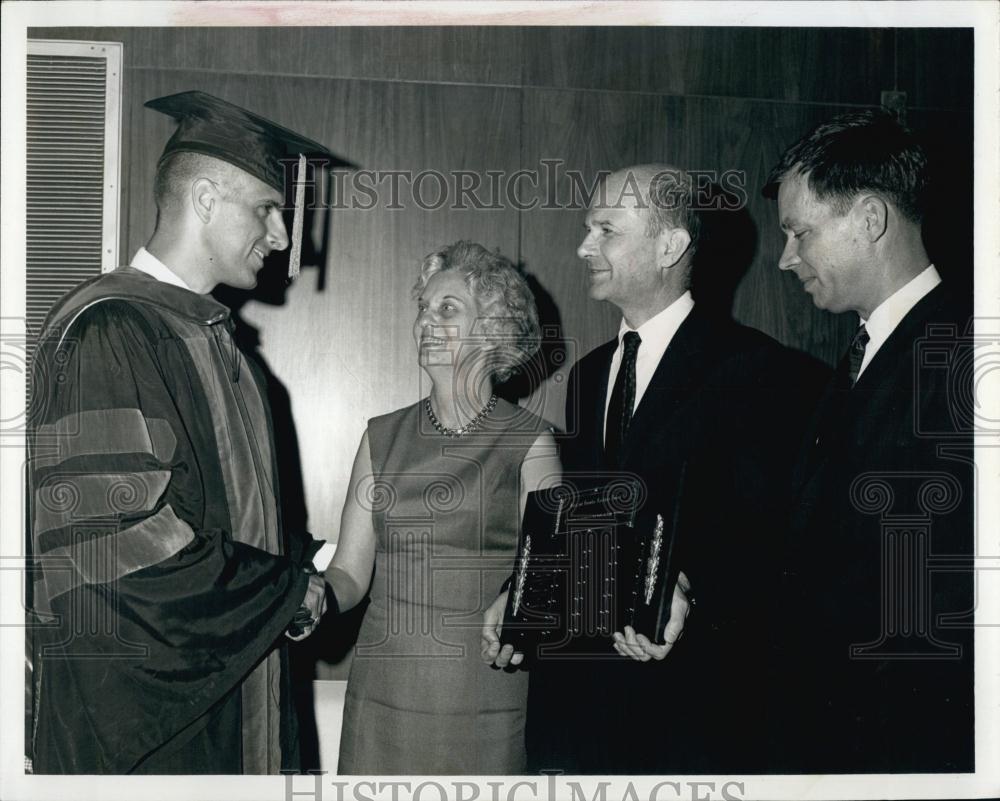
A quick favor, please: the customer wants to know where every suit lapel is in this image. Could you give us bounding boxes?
[791,354,851,491]
[793,284,949,488]
[574,339,615,469]
[619,310,713,465]
[851,283,946,394]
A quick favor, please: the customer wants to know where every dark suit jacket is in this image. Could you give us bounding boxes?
[774,283,975,773]
[525,306,829,774]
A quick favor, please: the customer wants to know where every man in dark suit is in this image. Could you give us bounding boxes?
[483,164,827,773]
[763,110,974,772]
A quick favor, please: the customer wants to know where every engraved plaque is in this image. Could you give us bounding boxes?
[501,472,683,660]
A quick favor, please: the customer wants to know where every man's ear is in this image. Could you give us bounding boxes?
[190,177,219,224]
[854,194,888,243]
[659,227,693,270]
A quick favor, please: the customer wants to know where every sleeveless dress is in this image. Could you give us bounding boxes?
[338,397,551,775]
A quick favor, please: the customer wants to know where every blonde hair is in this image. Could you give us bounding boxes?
[413,241,540,383]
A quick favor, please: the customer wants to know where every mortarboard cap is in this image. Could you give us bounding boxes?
[146,91,346,278]
[145,90,336,193]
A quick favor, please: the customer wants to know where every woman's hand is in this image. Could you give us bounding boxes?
[327,430,378,612]
[285,574,328,641]
[481,590,523,668]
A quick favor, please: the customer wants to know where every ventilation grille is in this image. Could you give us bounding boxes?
[26,48,117,352]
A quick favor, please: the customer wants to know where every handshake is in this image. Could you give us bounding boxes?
[286,573,339,642]
[285,544,340,641]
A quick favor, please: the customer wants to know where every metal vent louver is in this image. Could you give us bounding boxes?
[25,41,121,358]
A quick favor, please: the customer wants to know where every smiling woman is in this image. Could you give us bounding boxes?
[324,241,561,775]
[413,241,541,389]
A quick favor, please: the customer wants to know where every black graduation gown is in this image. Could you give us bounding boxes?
[28,268,314,773]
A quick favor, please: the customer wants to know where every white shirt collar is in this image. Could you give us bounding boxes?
[130,247,195,292]
[858,264,941,377]
[605,291,695,432]
[616,290,695,354]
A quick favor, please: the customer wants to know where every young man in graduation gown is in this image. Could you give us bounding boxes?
[763,110,974,772]
[27,92,339,774]
[483,164,828,773]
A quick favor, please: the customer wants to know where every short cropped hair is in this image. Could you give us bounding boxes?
[153,151,242,216]
[643,169,702,256]
[763,109,928,224]
[412,241,540,384]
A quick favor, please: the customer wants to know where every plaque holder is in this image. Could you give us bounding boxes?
[501,471,683,661]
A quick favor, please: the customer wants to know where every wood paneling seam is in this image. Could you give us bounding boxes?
[123,68,972,113]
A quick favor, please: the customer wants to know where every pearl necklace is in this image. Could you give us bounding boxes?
[425,394,498,437]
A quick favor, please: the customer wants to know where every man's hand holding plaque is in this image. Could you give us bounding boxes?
[494,474,688,663]
[612,571,692,661]
[483,572,692,667]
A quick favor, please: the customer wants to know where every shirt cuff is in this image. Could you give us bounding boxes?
[312,542,337,573]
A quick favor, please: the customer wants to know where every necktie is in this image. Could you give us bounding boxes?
[605,331,642,465]
[848,324,870,387]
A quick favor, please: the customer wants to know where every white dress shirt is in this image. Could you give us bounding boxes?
[857,264,941,378]
[130,247,195,291]
[603,291,695,443]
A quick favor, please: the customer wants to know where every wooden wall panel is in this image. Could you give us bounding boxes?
[524,28,684,97]
[517,88,670,429]
[123,68,522,683]
[897,28,974,110]
[267,79,522,543]
[517,88,861,374]
[31,26,973,112]
[35,21,974,516]
[646,96,972,365]
[27,26,974,684]
[376,27,525,85]
[727,99,864,364]
[279,80,521,680]
[647,95,861,364]
[31,27,525,85]
[523,27,896,106]
[907,108,975,298]
[129,70,522,544]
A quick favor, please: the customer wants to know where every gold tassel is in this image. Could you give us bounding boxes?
[288,153,307,280]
